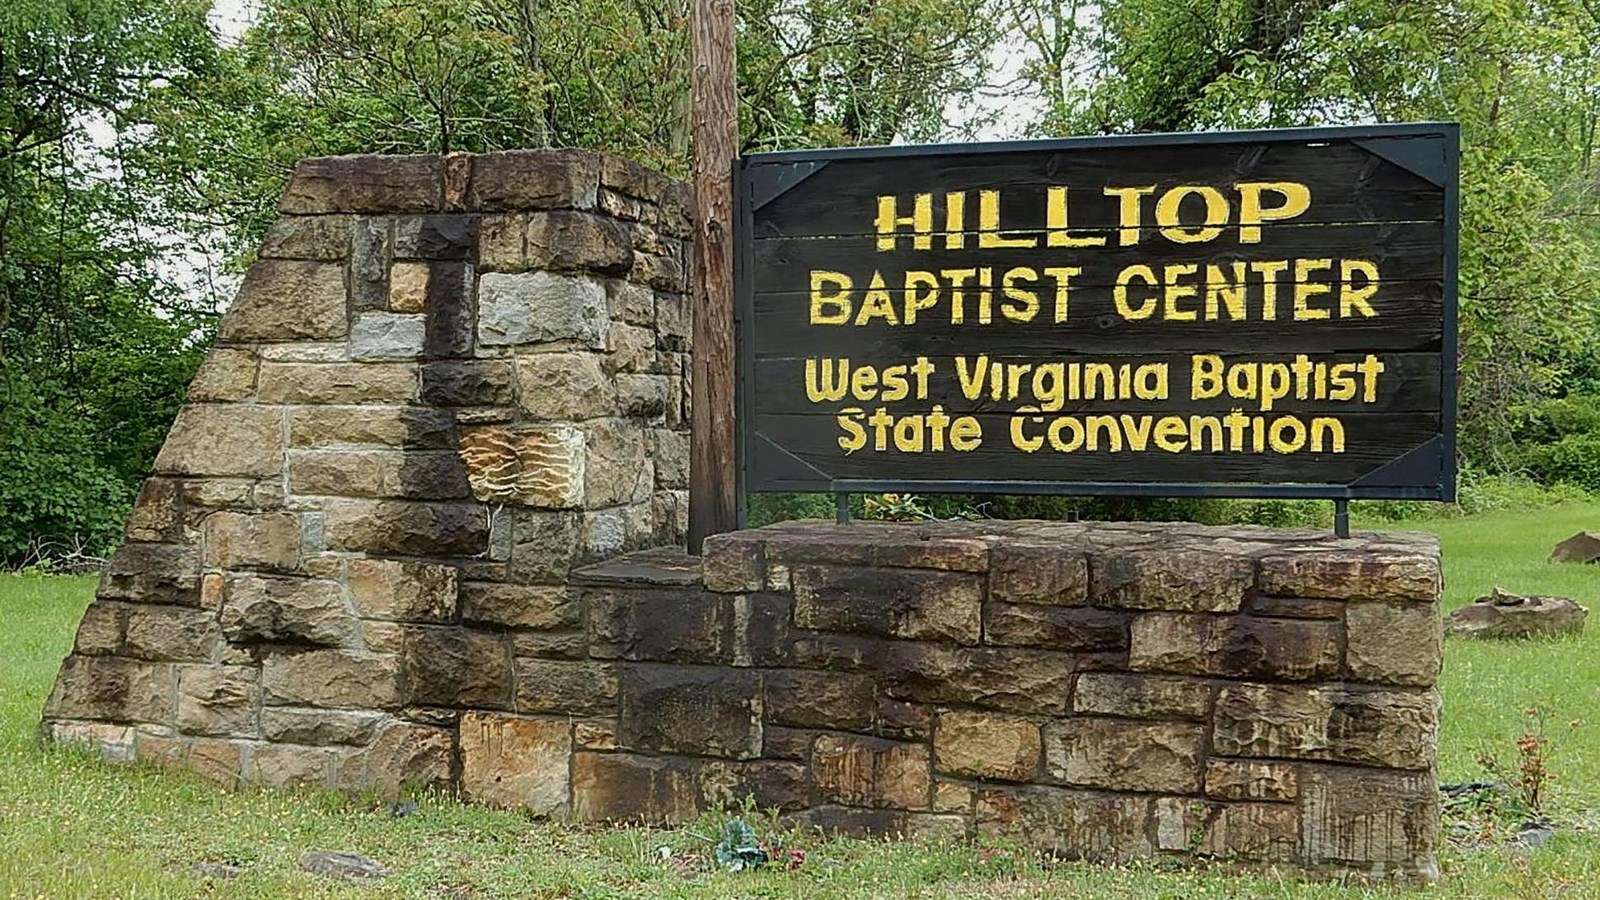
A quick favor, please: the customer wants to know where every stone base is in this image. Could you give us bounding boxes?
[45,520,1443,881]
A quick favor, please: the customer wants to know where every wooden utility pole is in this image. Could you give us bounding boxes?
[687,0,740,553]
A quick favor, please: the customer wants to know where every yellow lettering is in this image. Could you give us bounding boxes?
[1047,186,1108,247]
[810,270,852,325]
[875,194,933,250]
[1237,182,1311,243]
[1104,185,1157,245]
[1114,265,1158,319]
[978,190,1036,248]
[1156,185,1228,243]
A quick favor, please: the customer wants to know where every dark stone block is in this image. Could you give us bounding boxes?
[588,588,729,664]
[97,542,200,606]
[401,627,512,709]
[984,603,1129,651]
[469,150,599,211]
[514,659,618,717]
[765,670,874,730]
[617,666,760,759]
[280,155,442,214]
[422,262,475,358]
[420,361,514,407]
[394,214,478,260]
[791,565,982,643]
[883,645,1075,716]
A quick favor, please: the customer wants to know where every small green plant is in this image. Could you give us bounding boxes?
[712,818,768,872]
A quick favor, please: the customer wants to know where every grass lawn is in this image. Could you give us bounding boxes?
[2,506,1599,898]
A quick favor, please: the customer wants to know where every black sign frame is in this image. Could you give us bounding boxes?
[734,123,1459,506]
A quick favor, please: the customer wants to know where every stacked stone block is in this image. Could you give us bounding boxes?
[41,149,692,792]
[456,520,1439,882]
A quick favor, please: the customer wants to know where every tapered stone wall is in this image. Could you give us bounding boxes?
[40,149,693,794]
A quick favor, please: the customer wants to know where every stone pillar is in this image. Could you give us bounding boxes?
[41,150,692,794]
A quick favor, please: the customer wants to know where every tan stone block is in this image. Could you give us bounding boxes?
[187,738,244,788]
[132,727,187,769]
[259,213,350,260]
[322,499,489,557]
[218,259,348,342]
[1299,765,1439,872]
[72,602,125,655]
[248,743,334,788]
[932,780,973,814]
[1043,718,1203,793]
[1090,547,1255,612]
[478,213,527,271]
[570,751,697,823]
[934,711,1041,782]
[573,720,617,750]
[812,734,930,811]
[261,707,384,745]
[989,542,1088,604]
[288,406,455,449]
[1258,550,1440,602]
[461,713,572,814]
[792,565,982,643]
[1129,613,1340,681]
[388,261,430,312]
[1202,802,1299,860]
[219,574,356,647]
[348,559,457,622]
[46,720,136,761]
[607,322,656,373]
[175,666,259,736]
[202,511,301,571]
[45,655,172,723]
[701,532,763,593]
[514,659,618,717]
[200,573,225,611]
[187,348,258,402]
[525,210,632,275]
[355,722,454,798]
[459,582,576,629]
[1346,602,1443,687]
[1205,759,1298,802]
[123,605,221,662]
[458,426,585,508]
[361,621,405,653]
[257,362,417,404]
[1211,683,1438,770]
[582,420,650,506]
[1072,673,1211,719]
[262,649,401,709]
[154,405,282,478]
[975,786,1152,861]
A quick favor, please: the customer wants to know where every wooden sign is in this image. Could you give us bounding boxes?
[735,124,1458,500]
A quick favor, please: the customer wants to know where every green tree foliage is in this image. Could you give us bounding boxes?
[0,0,213,562]
[134,0,997,259]
[1007,0,1600,473]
